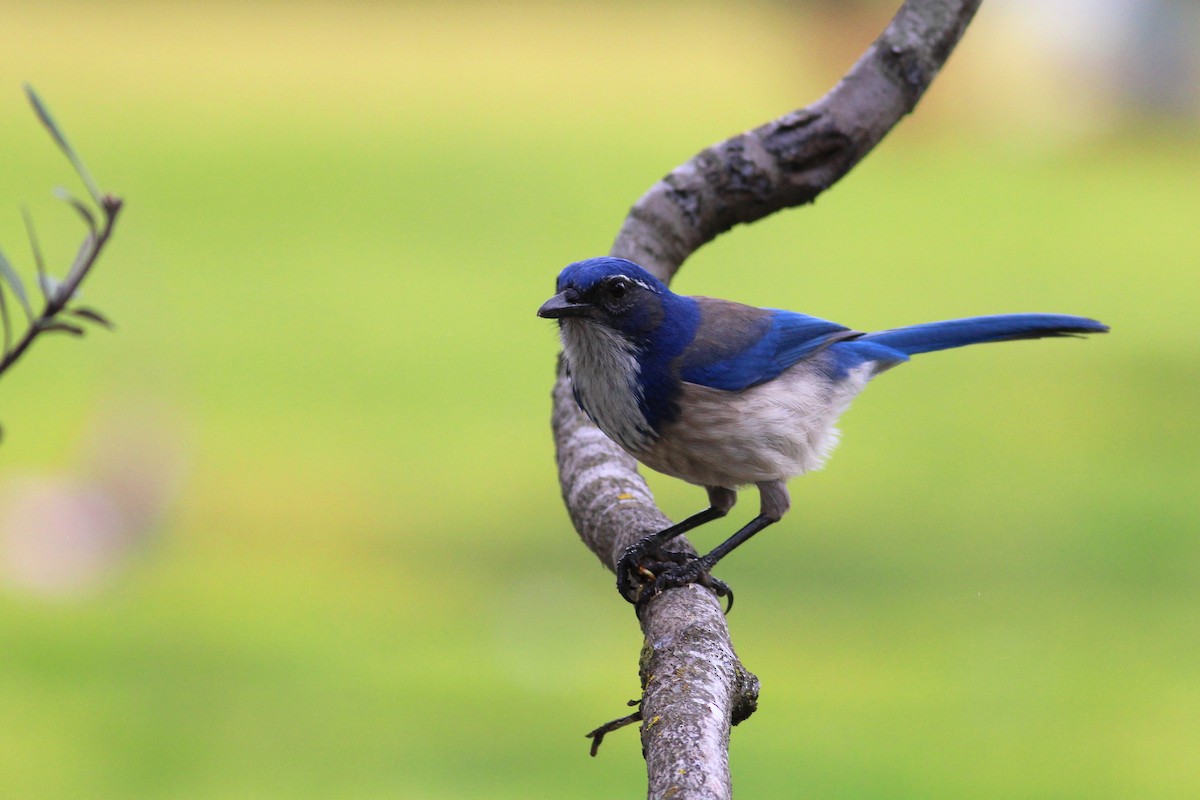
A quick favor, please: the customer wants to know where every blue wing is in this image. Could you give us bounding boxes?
[677,299,857,391]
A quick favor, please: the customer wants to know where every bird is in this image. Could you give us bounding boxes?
[538,256,1108,610]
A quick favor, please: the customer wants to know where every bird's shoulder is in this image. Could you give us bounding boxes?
[675,297,859,392]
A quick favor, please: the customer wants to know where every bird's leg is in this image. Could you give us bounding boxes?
[698,481,789,568]
[616,486,736,604]
[641,481,791,611]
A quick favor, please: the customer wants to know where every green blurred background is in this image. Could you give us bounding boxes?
[1,2,1197,797]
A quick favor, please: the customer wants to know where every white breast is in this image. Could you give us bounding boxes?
[559,319,656,453]
[636,359,878,488]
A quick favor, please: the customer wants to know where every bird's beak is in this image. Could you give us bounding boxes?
[537,291,591,319]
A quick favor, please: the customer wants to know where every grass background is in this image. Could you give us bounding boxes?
[1,2,1197,797]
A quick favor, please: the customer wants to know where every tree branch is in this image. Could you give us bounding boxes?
[612,0,983,282]
[549,1,983,797]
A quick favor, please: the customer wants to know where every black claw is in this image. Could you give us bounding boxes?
[689,569,734,613]
[621,553,735,615]
[707,575,734,614]
[617,541,693,604]
[615,542,650,602]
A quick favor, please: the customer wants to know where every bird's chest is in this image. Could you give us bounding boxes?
[560,320,657,454]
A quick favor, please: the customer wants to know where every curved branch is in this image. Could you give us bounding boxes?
[549,1,983,796]
[612,0,983,282]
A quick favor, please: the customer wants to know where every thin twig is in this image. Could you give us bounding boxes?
[586,700,643,758]
[0,197,122,376]
[0,87,122,382]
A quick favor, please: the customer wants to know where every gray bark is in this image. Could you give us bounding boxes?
[549,2,984,797]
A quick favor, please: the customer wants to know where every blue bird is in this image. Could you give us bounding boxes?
[538,256,1108,609]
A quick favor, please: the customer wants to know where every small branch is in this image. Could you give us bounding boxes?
[0,197,121,377]
[586,701,642,758]
[0,87,122,385]
[550,1,983,797]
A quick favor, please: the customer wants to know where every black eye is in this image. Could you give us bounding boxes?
[607,278,629,300]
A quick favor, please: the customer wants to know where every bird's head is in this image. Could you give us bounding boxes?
[537,257,671,340]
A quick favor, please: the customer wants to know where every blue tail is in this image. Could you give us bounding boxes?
[860,313,1109,356]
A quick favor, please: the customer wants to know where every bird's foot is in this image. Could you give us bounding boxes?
[617,544,733,614]
[643,557,734,614]
[616,540,677,603]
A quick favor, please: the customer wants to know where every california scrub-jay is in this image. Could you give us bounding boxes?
[539,256,1108,608]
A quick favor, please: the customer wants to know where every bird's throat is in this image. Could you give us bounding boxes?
[560,319,656,453]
